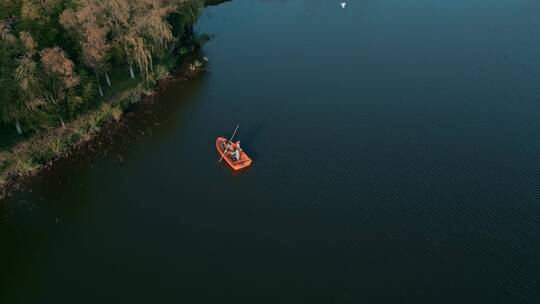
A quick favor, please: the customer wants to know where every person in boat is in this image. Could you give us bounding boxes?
[230,141,242,161]
[223,140,232,152]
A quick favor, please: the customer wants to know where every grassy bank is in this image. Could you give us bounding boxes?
[0,52,207,200]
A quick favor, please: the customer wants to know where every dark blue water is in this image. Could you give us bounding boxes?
[1,0,540,302]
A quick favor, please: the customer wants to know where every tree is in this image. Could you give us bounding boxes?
[40,47,79,128]
[18,0,64,48]
[0,22,23,133]
[13,31,49,134]
[167,0,203,42]
[1,24,44,134]
[82,27,110,95]
[137,0,176,59]
[0,0,22,20]
[60,1,111,96]
[107,0,175,79]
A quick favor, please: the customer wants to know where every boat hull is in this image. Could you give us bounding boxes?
[216,137,252,171]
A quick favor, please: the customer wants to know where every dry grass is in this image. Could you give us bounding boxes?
[0,86,140,199]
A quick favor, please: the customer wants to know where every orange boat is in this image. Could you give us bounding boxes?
[216,137,252,171]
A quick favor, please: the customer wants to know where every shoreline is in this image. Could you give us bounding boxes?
[0,53,207,201]
[0,0,231,201]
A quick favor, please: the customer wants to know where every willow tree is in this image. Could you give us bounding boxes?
[120,32,153,79]
[40,47,79,128]
[60,0,111,96]
[0,25,43,134]
[0,23,23,133]
[166,0,203,42]
[106,0,138,79]
[137,1,176,62]
[18,0,64,48]
[107,0,175,79]
[82,27,110,95]
[12,31,48,133]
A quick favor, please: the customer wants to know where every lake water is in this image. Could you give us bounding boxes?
[2,0,540,302]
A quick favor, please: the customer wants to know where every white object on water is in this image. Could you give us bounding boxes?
[340,2,346,8]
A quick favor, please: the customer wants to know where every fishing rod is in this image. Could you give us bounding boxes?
[217,124,240,164]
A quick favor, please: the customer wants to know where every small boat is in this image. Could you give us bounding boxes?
[216,125,252,171]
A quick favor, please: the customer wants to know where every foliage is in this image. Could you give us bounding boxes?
[0,0,206,136]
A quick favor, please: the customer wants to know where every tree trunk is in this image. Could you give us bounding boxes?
[59,115,65,128]
[94,70,104,96]
[105,72,112,86]
[15,120,22,135]
[129,65,135,79]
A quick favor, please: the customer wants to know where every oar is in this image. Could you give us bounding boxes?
[217,124,240,164]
